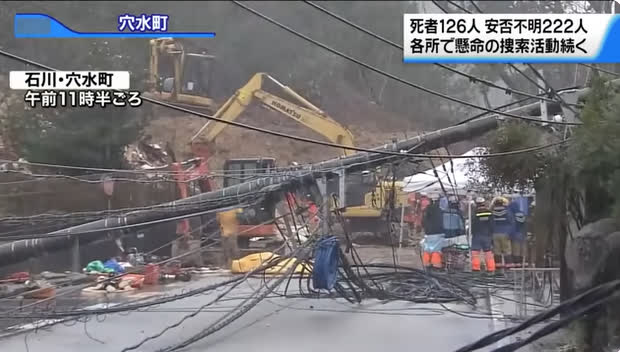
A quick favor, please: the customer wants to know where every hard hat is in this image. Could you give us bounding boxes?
[493,196,508,205]
[475,197,485,204]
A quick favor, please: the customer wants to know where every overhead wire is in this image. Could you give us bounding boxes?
[121,209,323,352]
[579,63,620,77]
[2,209,300,318]
[469,0,483,13]
[150,228,319,351]
[121,244,295,352]
[450,0,580,117]
[430,0,450,14]
[455,278,620,351]
[446,0,473,13]
[0,6,585,345]
[0,192,265,224]
[0,193,260,241]
[230,1,582,126]
[0,47,575,171]
[301,0,578,107]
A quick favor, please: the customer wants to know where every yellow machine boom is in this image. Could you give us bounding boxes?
[190,72,355,156]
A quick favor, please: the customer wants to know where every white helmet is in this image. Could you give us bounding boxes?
[475,197,485,204]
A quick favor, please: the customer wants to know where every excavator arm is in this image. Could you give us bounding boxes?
[190,73,355,156]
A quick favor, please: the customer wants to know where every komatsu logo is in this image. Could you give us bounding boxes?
[270,100,302,120]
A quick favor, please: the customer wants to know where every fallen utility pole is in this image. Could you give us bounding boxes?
[0,117,498,267]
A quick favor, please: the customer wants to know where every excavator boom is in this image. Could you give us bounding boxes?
[190,73,355,156]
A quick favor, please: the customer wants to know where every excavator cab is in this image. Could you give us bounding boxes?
[146,38,217,112]
[223,158,277,187]
[223,158,279,245]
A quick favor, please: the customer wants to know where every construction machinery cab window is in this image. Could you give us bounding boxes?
[182,53,214,96]
[223,158,276,188]
[160,53,214,97]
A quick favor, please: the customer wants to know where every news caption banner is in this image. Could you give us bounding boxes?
[403,14,620,63]
[11,13,215,108]
[9,71,142,108]
[14,13,216,38]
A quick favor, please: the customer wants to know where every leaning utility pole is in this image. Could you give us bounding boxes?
[0,117,498,267]
[3,75,611,268]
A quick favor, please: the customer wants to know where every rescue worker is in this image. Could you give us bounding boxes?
[470,197,496,273]
[509,198,527,268]
[421,194,445,269]
[443,195,466,240]
[491,196,515,269]
[526,200,536,267]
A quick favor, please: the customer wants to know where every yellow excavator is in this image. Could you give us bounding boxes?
[145,38,218,112]
[144,38,413,246]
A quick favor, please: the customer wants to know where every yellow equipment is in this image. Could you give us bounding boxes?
[145,38,413,245]
[189,72,356,156]
[231,252,308,275]
[187,71,411,238]
[144,38,218,112]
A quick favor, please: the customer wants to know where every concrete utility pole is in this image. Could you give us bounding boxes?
[4,76,615,267]
[0,117,501,266]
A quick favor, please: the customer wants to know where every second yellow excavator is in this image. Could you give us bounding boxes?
[144,38,413,248]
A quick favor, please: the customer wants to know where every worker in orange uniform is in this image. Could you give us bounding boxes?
[421,194,445,269]
[470,197,496,273]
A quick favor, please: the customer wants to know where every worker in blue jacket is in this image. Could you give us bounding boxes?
[509,199,527,268]
[443,196,465,239]
[491,196,515,269]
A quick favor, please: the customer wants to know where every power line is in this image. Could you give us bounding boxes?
[431,0,579,117]
[1,210,302,317]
[0,49,461,159]
[301,1,579,107]
[431,0,449,13]
[579,63,620,77]
[0,48,573,162]
[0,51,415,158]
[0,202,249,241]
[0,157,206,175]
[230,1,581,126]
[469,1,483,13]
[446,0,473,13]
[0,167,312,185]
[453,2,579,116]
[0,169,210,184]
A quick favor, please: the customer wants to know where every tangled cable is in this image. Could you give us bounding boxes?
[455,278,620,352]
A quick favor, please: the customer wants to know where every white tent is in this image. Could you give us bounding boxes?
[402,148,486,194]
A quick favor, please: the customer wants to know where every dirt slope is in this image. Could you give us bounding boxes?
[142,82,421,172]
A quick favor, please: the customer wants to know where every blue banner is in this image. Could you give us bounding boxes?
[15,13,215,38]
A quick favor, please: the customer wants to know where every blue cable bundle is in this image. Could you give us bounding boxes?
[312,236,340,290]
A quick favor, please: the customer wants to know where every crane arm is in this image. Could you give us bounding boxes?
[190,73,356,157]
